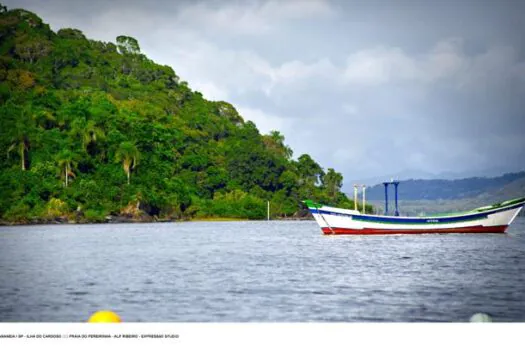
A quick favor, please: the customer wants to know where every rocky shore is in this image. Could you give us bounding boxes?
[0,211,313,226]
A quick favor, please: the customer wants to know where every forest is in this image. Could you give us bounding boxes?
[0,4,370,224]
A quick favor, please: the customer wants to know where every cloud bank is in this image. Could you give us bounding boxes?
[5,0,525,186]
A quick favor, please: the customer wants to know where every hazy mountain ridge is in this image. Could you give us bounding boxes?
[365,172,525,216]
[365,171,525,201]
[347,166,525,189]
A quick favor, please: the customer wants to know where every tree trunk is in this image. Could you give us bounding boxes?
[65,164,69,187]
[20,144,26,171]
[127,171,130,185]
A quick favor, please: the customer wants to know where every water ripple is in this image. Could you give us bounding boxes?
[0,218,524,321]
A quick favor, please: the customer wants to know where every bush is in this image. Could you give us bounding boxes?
[3,202,30,222]
[43,197,69,219]
[83,208,107,222]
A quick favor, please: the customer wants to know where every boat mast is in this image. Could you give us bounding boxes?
[394,181,400,216]
[383,182,389,215]
[354,184,358,211]
[362,185,366,213]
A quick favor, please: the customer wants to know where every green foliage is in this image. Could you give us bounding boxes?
[43,197,68,219]
[323,168,343,200]
[115,141,139,184]
[116,35,140,55]
[3,202,31,222]
[57,28,86,40]
[192,190,266,220]
[55,149,80,187]
[0,5,362,223]
[83,208,107,222]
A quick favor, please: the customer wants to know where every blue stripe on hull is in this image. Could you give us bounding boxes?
[352,212,486,224]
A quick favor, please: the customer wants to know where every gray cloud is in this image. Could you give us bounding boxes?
[4,0,525,186]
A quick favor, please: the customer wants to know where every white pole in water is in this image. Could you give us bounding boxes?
[267,201,270,221]
[362,185,366,213]
[354,184,358,211]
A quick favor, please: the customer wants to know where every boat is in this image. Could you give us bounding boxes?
[304,194,525,235]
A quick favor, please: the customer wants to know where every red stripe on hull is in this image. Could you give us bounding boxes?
[321,225,508,235]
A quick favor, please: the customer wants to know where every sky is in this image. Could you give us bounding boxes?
[5,0,525,186]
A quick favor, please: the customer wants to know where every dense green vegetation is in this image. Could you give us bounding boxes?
[0,5,366,223]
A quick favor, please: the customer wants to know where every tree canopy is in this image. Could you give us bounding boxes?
[0,5,365,223]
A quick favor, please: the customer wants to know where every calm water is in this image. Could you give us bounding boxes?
[1,218,525,322]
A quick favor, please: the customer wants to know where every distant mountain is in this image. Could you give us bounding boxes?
[473,176,525,203]
[364,172,525,201]
[435,166,525,180]
[346,167,525,188]
[347,169,437,187]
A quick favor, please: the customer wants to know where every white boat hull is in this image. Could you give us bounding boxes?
[306,198,525,235]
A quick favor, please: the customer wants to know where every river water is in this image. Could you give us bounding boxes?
[1,218,524,322]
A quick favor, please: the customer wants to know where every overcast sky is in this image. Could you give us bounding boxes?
[5,0,525,186]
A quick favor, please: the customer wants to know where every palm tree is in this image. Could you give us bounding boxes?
[82,120,105,152]
[56,150,78,187]
[6,105,34,170]
[323,168,343,200]
[115,141,139,184]
[34,108,56,130]
[7,133,29,170]
[263,130,293,159]
[69,118,104,153]
[270,130,293,160]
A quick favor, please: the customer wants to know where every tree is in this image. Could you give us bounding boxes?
[0,5,360,222]
[57,28,86,40]
[263,130,293,160]
[296,154,324,186]
[14,40,52,64]
[82,120,104,153]
[116,36,140,55]
[56,150,78,187]
[323,168,343,200]
[269,130,284,144]
[115,141,139,184]
[6,69,35,89]
[7,131,29,170]
[6,104,34,170]
[68,117,105,153]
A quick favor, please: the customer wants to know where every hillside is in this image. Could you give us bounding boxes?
[0,5,361,224]
[365,172,525,201]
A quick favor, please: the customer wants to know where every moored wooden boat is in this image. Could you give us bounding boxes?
[304,197,525,235]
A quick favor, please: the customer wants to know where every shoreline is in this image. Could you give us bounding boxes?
[0,215,313,226]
